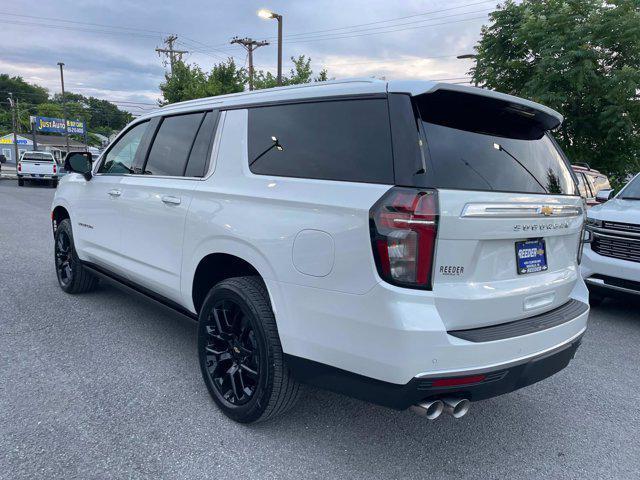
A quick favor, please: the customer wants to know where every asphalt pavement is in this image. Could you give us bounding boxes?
[1,179,639,480]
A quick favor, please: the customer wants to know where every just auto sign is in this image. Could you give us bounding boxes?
[35,116,85,135]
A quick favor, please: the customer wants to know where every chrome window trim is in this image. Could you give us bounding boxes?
[461,203,583,219]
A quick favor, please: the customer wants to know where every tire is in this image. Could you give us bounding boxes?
[18,179,24,186]
[198,276,300,423]
[54,218,99,294]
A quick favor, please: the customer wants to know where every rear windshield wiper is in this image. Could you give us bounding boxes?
[493,143,547,192]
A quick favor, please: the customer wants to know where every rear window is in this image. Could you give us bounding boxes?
[414,91,577,195]
[22,153,54,162]
[248,99,394,184]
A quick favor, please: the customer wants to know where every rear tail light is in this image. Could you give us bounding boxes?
[17,163,21,172]
[370,187,438,289]
[53,163,57,174]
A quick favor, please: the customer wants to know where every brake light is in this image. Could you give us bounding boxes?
[370,187,438,289]
[53,163,57,174]
[17,163,21,172]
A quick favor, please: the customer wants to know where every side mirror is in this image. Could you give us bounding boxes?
[64,152,93,180]
[595,188,614,203]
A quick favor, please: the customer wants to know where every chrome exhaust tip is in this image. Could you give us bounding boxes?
[442,397,471,418]
[410,400,444,420]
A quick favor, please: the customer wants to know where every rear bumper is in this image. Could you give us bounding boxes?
[286,331,584,410]
[17,174,57,179]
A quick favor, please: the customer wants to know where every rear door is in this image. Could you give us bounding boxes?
[118,110,218,302]
[407,90,584,330]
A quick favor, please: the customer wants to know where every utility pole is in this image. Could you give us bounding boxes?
[230,37,269,91]
[7,93,19,165]
[15,99,21,133]
[57,62,70,155]
[156,35,188,75]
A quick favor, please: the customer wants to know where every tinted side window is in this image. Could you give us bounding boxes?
[185,111,218,177]
[248,99,394,184]
[99,121,149,174]
[144,113,204,176]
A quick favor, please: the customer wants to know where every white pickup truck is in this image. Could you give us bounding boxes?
[17,151,63,187]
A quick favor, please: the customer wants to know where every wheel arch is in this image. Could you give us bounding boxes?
[191,251,278,316]
[51,204,70,233]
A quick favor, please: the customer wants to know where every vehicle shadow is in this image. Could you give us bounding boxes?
[64,281,635,478]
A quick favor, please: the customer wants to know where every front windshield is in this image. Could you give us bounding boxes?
[619,175,640,199]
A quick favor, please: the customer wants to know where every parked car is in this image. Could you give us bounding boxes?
[52,79,589,423]
[581,172,640,303]
[572,163,611,206]
[17,151,62,187]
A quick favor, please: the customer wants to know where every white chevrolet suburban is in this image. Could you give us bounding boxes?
[51,79,589,423]
[581,173,640,301]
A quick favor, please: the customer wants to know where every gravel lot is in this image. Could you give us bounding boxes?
[1,180,639,480]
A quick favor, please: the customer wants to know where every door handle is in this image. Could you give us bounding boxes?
[107,189,121,197]
[161,195,181,205]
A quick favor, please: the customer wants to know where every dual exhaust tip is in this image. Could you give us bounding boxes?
[410,398,470,420]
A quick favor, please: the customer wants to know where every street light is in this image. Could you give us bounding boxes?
[257,8,283,86]
[456,54,477,59]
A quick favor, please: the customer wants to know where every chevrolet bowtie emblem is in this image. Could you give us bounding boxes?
[540,206,554,216]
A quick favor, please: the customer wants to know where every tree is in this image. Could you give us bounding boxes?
[471,0,640,182]
[253,55,329,89]
[160,58,245,104]
[160,55,329,104]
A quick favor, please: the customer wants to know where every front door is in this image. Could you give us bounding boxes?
[72,120,151,273]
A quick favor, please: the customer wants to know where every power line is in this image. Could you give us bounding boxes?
[198,0,498,49]
[275,6,494,41]
[275,0,498,39]
[282,15,489,44]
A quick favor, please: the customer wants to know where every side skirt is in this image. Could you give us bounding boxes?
[82,261,198,321]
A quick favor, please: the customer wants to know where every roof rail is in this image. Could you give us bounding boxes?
[159,77,383,112]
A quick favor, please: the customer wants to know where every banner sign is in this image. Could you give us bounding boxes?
[35,116,85,135]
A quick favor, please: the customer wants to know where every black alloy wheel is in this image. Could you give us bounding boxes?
[55,228,74,288]
[53,219,98,294]
[203,298,260,405]
[198,276,300,423]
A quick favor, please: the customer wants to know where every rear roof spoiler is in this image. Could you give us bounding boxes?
[388,81,563,130]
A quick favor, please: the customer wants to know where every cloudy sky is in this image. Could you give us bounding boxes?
[0,0,498,114]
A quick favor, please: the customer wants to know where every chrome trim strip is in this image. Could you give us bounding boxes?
[585,277,640,295]
[588,227,640,240]
[461,203,583,218]
[415,326,587,379]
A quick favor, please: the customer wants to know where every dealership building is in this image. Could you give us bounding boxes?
[0,133,88,164]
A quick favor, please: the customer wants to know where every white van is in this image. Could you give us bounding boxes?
[52,79,589,423]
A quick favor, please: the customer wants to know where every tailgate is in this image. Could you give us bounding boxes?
[433,190,584,330]
[20,160,55,175]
